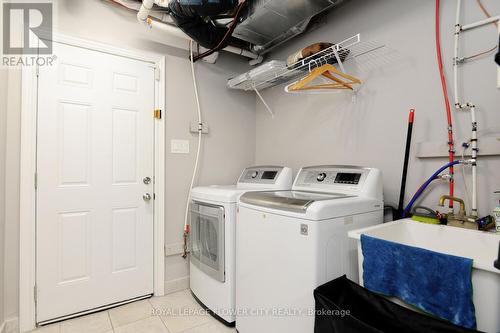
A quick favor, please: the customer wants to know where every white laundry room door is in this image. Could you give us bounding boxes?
[36,41,155,323]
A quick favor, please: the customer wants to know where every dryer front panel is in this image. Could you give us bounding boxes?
[190,201,225,282]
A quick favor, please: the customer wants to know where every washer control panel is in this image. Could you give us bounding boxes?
[334,172,362,185]
[238,166,293,188]
[241,168,279,182]
[293,166,376,195]
[312,172,361,185]
[299,169,363,186]
[294,165,382,199]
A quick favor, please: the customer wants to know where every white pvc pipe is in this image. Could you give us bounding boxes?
[137,0,154,22]
[470,105,478,217]
[224,45,260,60]
[146,18,191,40]
[154,0,169,7]
[453,0,461,108]
[454,0,481,217]
[147,19,259,59]
[461,14,500,31]
[148,19,260,60]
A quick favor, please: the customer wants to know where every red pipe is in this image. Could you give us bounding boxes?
[435,0,455,209]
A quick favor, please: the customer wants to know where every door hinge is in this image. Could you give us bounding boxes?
[34,172,38,190]
[154,109,162,120]
[154,65,161,81]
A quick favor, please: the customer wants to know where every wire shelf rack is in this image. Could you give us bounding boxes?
[227,34,385,92]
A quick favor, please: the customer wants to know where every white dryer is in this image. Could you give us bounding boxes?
[189,166,293,326]
[235,165,383,333]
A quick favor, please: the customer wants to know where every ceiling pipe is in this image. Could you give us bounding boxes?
[137,0,154,23]
[137,0,262,63]
[145,17,190,41]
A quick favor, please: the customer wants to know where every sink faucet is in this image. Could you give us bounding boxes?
[438,195,466,216]
[438,195,478,230]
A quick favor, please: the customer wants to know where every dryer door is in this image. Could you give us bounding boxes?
[190,201,225,282]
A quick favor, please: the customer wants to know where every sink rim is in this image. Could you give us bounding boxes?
[349,218,500,274]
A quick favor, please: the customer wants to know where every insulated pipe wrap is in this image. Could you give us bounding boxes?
[168,0,239,49]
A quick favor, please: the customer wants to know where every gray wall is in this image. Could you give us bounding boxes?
[2,0,500,325]
[255,0,500,217]
[1,0,256,322]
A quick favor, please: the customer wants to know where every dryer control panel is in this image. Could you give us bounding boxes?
[293,166,383,200]
[237,166,293,190]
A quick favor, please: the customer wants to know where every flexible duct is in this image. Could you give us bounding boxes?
[169,0,240,50]
[135,0,261,61]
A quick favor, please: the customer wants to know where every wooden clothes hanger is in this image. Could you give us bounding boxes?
[285,64,361,92]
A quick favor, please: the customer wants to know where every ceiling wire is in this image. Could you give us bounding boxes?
[463,0,498,61]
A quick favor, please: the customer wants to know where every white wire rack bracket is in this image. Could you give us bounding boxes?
[253,86,274,118]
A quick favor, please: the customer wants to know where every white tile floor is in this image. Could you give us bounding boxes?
[30,290,236,333]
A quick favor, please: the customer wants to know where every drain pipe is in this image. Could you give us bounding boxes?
[137,0,263,63]
[470,104,478,217]
[454,0,479,217]
[453,0,463,109]
[137,0,154,23]
[145,17,192,41]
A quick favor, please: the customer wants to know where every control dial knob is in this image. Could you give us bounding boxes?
[251,171,259,179]
[317,173,327,182]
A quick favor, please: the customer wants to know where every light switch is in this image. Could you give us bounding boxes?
[171,139,190,154]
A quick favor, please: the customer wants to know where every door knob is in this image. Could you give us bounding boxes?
[143,193,152,202]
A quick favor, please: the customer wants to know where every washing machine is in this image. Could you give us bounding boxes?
[235,165,383,333]
[189,166,293,326]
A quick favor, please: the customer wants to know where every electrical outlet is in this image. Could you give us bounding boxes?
[189,122,209,134]
[170,139,190,154]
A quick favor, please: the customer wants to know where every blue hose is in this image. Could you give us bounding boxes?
[402,160,461,218]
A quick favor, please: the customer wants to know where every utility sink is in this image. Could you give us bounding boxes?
[349,219,500,333]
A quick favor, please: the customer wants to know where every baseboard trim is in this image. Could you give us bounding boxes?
[3,317,19,333]
[164,276,189,295]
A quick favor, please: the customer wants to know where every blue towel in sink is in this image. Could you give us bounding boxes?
[361,234,476,329]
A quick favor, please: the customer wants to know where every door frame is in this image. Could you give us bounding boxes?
[19,33,166,332]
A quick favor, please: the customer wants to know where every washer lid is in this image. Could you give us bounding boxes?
[239,190,353,213]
